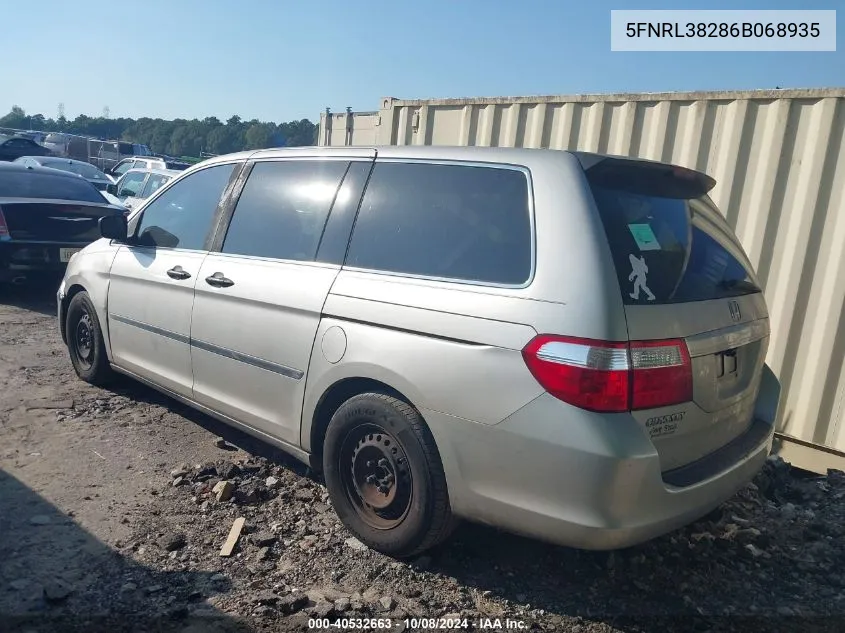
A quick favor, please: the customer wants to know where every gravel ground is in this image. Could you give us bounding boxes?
[1,282,844,633]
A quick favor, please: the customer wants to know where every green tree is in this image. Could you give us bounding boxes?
[244,123,274,149]
[0,105,27,129]
[206,126,234,154]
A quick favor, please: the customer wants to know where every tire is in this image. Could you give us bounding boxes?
[66,291,113,386]
[324,392,456,558]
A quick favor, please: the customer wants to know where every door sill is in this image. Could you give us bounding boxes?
[110,363,312,466]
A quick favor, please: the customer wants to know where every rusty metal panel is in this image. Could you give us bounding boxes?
[318,89,845,455]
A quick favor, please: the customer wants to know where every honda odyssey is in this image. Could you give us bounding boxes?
[58,146,781,557]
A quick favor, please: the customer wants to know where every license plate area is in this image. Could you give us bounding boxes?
[717,348,739,378]
[59,248,81,262]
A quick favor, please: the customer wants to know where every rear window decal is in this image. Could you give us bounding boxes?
[628,223,661,251]
[628,254,656,301]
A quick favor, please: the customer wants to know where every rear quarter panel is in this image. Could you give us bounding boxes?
[301,276,543,434]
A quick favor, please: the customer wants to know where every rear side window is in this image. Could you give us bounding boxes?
[0,169,106,203]
[586,160,760,304]
[222,160,348,261]
[346,162,532,285]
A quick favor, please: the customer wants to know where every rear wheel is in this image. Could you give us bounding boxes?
[66,291,113,386]
[324,392,456,558]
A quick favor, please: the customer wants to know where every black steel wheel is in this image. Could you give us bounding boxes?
[340,423,413,530]
[66,291,113,385]
[74,310,95,369]
[324,392,456,558]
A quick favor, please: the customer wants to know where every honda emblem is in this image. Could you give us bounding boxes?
[728,300,742,322]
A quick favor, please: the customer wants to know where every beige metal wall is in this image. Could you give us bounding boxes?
[319,109,381,147]
[319,89,845,456]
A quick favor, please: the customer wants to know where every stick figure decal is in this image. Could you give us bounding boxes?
[628,254,656,301]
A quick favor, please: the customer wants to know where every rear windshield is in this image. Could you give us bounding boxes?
[586,160,760,305]
[0,169,108,204]
[40,160,105,180]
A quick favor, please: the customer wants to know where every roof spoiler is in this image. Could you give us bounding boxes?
[577,153,716,197]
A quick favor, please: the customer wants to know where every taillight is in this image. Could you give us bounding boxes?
[629,340,692,409]
[522,336,630,412]
[522,335,692,413]
[0,205,8,239]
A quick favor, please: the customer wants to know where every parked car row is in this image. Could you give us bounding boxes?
[54,145,779,558]
[42,133,153,166]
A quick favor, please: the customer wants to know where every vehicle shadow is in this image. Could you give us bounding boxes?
[0,468,253,633]
[105,379,312,477]
[0,278,62,317]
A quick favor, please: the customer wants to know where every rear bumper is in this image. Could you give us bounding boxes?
[0,241,82,281]
[425,365,779,550]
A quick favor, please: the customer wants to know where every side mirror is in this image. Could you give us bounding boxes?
[106,183,118,195]
[99,214,128,241]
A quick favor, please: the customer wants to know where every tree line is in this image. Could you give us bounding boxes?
[0,106,317,157]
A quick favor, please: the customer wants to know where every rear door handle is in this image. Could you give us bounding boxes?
[166,266,191,280]
[205,272,234,288]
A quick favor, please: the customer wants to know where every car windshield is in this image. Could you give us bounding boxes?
[0,168,108,203]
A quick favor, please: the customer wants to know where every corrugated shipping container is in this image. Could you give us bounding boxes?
[319,89,845,466]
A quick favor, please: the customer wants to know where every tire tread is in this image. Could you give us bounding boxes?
[327,391,457,557]
[66,291,113,386]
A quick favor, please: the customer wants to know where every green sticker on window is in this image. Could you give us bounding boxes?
[628,223,661,251]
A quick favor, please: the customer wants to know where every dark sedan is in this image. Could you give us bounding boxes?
[0,162,125,284]
[14,156,114,191]
[0,134,53,161]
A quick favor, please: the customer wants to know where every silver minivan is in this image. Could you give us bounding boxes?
[58,146,781,557]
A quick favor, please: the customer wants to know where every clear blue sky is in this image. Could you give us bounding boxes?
[4,0,842,123]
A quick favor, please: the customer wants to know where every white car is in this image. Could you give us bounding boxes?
[107,168,178,213]
[108,156,190,180]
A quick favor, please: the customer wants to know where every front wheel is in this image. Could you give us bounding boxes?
[323,392,456,558]
[66,291,113,386]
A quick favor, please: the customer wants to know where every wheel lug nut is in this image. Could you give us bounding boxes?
[366,460,374,468]
[365,475,376,484]
[378,458,389,468]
